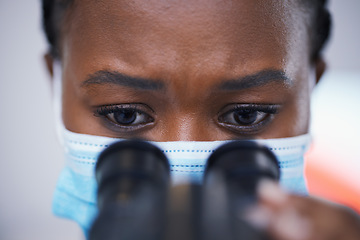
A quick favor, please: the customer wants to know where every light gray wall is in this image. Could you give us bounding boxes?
[325,0,360,70]
[0,1,359,240]
[0,1,84,240]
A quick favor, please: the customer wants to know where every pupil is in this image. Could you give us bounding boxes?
[234,110,258,125]
[114,109,137,125]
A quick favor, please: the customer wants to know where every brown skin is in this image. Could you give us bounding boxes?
[55,0,316,141]
[45,0,360,239]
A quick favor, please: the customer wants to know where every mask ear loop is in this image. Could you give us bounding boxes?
[52,61,64,145]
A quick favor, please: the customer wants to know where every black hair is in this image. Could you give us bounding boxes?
[303,0,332,60]
[41,0,331,61]
[42,0,73,58]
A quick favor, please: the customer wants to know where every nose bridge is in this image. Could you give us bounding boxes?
[152,64,228,142]
[159,112,218,141]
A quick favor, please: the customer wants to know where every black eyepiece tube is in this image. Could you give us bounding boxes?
[206,140,280,183]
[89,140,170,240]
[202,141,280,240]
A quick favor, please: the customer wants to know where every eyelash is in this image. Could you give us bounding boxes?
[218,104,280,134]
[229,104,278,115]
[96,105,138,116]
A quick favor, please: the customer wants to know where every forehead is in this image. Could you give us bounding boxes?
[62,0,310,80]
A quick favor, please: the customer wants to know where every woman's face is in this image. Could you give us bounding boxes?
[57,0,319,141]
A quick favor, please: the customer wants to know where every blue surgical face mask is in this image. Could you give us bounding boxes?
[52,64,311,237]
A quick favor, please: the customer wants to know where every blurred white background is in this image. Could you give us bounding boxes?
[0,1,359,240]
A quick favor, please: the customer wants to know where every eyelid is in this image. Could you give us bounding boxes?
[218,103,280,116]
[94,103,155,117]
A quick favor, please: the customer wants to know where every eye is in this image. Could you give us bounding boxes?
[95,104,154,128]
[218,104,279,133]
[222,109,267,125]
[107,109,147,125]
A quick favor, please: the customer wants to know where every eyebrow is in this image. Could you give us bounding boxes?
[82,70,164,90]
[82,69,290,91]
[218,69,291,90]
